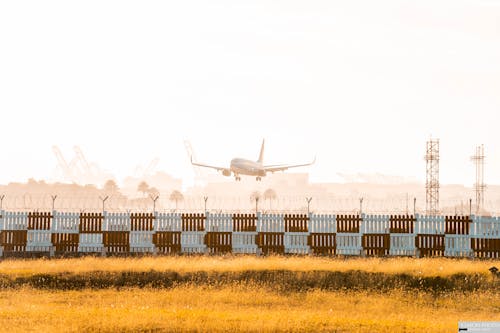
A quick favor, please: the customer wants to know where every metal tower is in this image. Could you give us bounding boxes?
[425,139,440,215]
[471,144,485,214]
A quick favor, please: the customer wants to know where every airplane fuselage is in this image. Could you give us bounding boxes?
[230,158,266,177]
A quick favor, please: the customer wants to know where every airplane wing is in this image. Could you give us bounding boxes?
[190,156,227,172]
[263,157,316,173]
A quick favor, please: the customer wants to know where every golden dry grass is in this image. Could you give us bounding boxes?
[0,255,497,278]
[0,256,498,332]
[0,286,498,333]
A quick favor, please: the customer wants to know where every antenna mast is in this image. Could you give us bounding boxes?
[470,144,485,215]
[425,138,440,215]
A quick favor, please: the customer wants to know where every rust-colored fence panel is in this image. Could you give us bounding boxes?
[336,215,361,233]
[52,233,79,253]
[103,231,130,253]
[389,215,415,234]
[256,232,284,254]
[182,213,205,231]
[28,212,52,230]
[79,213,103,233]
[445,216,471,235]
[232,214,257,232]
[285,214,309,232]
[153,231,182,254]
[362,234,390,256]
[308,233,336,255]
[131,213,154,231]
[416,234,445,257]
[205,232,232,254]
[0,230,28,253]
[471,238,500,258]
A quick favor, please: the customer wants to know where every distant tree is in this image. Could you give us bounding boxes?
[169,190,184,211]
[103,179,119,194]
[263,188,277,211]
[250,191,261,213]
[137,181,149,197]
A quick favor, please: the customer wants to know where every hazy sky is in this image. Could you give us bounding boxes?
[0,0,499,187]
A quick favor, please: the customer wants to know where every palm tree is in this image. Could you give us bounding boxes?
[263,188,277,211]
[137,181,149,197]
[169,190,184,212]
[250,191,261,213]
[103,179,119,195]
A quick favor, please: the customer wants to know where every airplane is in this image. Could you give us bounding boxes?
[190,140,315,181]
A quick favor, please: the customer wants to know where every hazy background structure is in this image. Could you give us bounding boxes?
[471,144,486,214]
[425,139,440,215]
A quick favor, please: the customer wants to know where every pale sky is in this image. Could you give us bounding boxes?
[0,0,499,187]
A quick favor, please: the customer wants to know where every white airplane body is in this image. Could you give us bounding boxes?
[191,140,314,181]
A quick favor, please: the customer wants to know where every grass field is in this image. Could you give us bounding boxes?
[0,256,498,332]
[1,287,499,332]
[0,255,497,277]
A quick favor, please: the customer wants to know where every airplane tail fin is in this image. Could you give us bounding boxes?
[257,139,265,164]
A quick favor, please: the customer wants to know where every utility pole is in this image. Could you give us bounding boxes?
[51,195,57,211]
[306,197,312,215]
[204,196,208,212]
[413,197,416,216]
[255,197,259,214]
[469,198,472,216]
[0,195,4,210]
[99,195,109,213]
[150,194,159,214]
[359,197,363,215]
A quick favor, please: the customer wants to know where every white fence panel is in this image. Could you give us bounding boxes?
[52,212,80,233]
[470,216,500,238]
[444,235,472,257]
[2,212,28,230]
[362,214,390,234]
[103,212,130,231]
[79,233,104,252]
[415,215,445,234]
[155,213,182,232]
[389,234,416,256]
[232,232,258,254]
[129,231,154,249]
[284,232,310,254]
[309,214,336,233]
[26,230,52,251]
[181,231,206,253]
[336,233,362,255]
[206,213,233,232]
[258,214,285,232]
[27,230,51,244]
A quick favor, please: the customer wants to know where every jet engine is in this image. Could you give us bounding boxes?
[222,169,231,177]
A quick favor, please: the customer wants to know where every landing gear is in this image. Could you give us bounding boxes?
[256,177,262,181]
[235,175,241,181]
